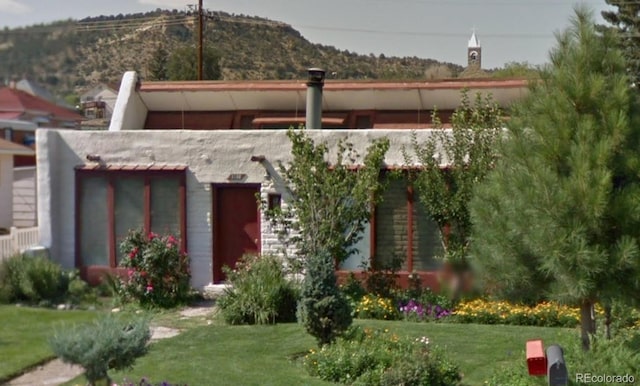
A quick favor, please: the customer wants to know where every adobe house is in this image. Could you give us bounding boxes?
[36,67,528,291]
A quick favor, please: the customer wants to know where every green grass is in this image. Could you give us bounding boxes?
[0,305,99,383]
[62,319,577,386]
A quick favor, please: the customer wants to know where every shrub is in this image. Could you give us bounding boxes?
[0,254,69,304]
[49,314,151,386]
[361,255,403,299]
[217,254,299,325]
[299,250,352,346]
[117,229,191,308]
[339,272,366,302]
[399,299,453,322]
[354,294,400,320]
[453,299,587,327]
[304,326,462,385]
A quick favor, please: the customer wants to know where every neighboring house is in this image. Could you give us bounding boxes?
[37,69,529,290]
[0,138,34,230]
[0,87,84,166]
[80,83,118,120]
[15,78,76,110]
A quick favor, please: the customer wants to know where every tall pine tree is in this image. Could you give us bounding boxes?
[601,0,640,86]
[470,6,640,351]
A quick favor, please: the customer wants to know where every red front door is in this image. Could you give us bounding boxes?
[213,185,261,283]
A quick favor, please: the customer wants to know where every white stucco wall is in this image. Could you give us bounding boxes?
[36,129,442,289]
[108,72,147,131]
[0,154,13,229]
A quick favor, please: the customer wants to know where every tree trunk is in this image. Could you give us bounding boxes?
[604,303,612,340]
[579,299,594,351]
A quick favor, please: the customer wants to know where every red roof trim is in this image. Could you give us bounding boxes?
[75,164,187,171]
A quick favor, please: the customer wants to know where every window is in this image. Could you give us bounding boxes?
[267,193,281,210]
[75,167,186,268]
[339,174,443,273]
[374,176,442,271]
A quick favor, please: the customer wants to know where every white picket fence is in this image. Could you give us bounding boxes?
[0,227,39,261]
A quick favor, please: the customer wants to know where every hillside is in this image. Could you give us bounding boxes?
[0,9,463,100]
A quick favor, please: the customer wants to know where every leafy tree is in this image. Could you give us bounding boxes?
[166,44,221,81]
[402,90,503,299]
[469,7,640,351]
[147,43,169,81]
[601,0,640,86]
[267,128,389,267]
[491,61,540,79]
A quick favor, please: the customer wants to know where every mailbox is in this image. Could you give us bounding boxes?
[546,344,568,386]
[526,339,547,376]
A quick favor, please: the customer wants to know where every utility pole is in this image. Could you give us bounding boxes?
[198,0,203,80]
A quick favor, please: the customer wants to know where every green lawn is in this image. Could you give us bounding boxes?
[0,304,577,385]
[0,305,99,383]
[64,319,576,386]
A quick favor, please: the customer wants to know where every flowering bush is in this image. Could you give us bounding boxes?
[354,294,400,320]
[118,229,191,308]
[399,299,452,322]
[303,326,462,385]
[452,299,599,327]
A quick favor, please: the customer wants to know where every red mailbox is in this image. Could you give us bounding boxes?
[526,339,547,376]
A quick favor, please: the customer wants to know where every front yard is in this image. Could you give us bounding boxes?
[0,302,578,386]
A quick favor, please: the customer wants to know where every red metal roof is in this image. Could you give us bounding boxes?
[139,78,529,93]
[0,87,84,122]
[0,112,23,120]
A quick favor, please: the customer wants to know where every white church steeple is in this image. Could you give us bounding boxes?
[467,30,481,69]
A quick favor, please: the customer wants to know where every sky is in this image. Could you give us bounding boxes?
[0,0,613,69]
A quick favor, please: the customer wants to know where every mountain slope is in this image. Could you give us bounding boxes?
[0,10,463,99]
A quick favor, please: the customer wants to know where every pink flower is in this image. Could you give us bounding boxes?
[127,269,134,278]
[166,235,178,247]
[148,232,158,240]
[129,247,139,259]
[146,285,153,293]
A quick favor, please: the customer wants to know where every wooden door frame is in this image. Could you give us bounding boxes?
[211,183,261,283]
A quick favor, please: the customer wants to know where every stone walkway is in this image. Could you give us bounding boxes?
[6,302,217,386]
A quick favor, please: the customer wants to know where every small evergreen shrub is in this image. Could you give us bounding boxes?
[299,250,352,346]
[217,254,299,325]
[304,326,462,385]
[0,254,69,304]
[49,314,151,386]
[118,229,191,308]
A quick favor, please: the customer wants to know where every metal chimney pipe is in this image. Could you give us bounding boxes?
[306,68,325,130]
